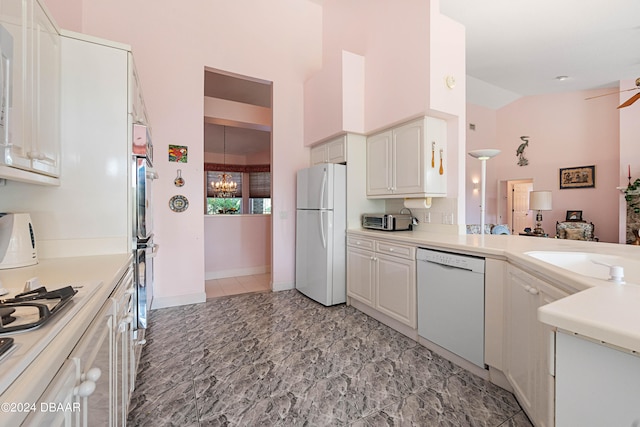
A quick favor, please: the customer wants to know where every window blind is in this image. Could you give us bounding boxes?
[249,172,271,198]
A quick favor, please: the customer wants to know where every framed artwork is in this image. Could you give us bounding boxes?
[169,145,188,163]
[565,210,583,221]
[559,165,595,189]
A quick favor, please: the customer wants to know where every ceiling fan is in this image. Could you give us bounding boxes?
[585,78,640,109]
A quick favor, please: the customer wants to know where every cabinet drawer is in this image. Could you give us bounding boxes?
[347,236,375,250]
[375,241,415,260]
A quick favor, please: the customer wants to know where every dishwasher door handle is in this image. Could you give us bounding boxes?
[420,259,474,273]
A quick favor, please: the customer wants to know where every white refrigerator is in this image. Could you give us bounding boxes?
[295,163,347,306]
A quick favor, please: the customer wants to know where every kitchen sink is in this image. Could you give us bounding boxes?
[524,251,639,283]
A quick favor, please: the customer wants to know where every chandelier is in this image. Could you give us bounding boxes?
[212,126,237,198]
[213,172,237,198]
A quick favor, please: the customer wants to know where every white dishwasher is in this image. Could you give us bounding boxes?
[417,248,486,368]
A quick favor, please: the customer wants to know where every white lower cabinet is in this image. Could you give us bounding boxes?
[24,266,136,427]
[22,360,80,427]
[504,265,570,427]
[347,236,416,328]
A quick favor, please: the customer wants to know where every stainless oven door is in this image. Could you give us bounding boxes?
[134,156,156,240]
[134,238,157,330]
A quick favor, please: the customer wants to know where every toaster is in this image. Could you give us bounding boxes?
[0,213,38,269]
[362,213,413,231]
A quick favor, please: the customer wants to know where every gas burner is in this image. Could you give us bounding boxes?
[0,286,77,334]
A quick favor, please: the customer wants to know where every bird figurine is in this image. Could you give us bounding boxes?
[516,136,529,166]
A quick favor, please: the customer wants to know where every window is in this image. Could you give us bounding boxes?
[249,171,271,214]
[206,171,243,214]
[204,164,270,215]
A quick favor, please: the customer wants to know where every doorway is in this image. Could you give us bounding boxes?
[203,68,273,298]
[505,179,533,234]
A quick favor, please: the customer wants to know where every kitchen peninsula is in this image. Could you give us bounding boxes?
[347,228,640,427]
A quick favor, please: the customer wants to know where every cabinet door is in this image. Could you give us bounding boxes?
[375,253,416,327]
[129,55,148,125]
[71,300,116,427]
[23,359,80,427]
[392,120,424,195]
[29,0,60,176]
[536,282,569,427]
[327,136,346,163]
[366,130,392,196]
[505,266,570,427]
[310,144,327,165]
[346,247,375,306]
[1,0,31,170]
[504,267,537,416]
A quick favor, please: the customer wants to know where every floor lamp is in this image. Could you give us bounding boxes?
[468,149,501,234]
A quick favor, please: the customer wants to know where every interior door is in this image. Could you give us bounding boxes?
[510,181,533,233]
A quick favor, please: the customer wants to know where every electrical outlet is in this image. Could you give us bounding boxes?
[423,212,430,223]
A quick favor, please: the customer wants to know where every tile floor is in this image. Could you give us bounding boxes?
[127,290,533,426]
[205,273,271,299]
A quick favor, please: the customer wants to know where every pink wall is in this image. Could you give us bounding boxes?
[204,215,271,278]
[465,104,498,224]
[466,88,621,242]
[44,0,322,304]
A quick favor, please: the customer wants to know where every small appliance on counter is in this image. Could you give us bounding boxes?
[0,213,38,269]
[362,213,413,231]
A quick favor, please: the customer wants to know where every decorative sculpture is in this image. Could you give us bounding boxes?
[516,136,529,166]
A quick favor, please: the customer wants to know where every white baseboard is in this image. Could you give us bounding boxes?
[205,265,270,280]
[151,292,206,309]
[272,281,294,291]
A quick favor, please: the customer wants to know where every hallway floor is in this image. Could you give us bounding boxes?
[127,290,533,426]
[205,273,271,298]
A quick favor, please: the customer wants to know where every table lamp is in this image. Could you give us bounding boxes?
[529,190,552,235]
[468,149,501,234]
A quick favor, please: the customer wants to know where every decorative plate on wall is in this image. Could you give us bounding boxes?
[169,195,189,212]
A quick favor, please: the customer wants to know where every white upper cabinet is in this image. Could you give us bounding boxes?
[366,116,446,198]
[310,135,346,165]
[0,0,60,184]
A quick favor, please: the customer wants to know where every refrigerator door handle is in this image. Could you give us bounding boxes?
[319,211,327,249]
[319,169,327,210]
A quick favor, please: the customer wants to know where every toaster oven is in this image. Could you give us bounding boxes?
[362,213,412,231]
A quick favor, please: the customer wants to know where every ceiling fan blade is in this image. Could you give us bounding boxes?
[585,87,637,100]
[617,92,640,109]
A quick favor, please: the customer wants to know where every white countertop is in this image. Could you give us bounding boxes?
[0,253,132,411]
[348,228,640,351]
[538,284,640,353]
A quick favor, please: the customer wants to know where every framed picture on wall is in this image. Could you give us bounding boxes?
[559,165,595,189]
[565,210,583,221]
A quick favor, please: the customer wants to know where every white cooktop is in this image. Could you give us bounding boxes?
[0,280,102,394]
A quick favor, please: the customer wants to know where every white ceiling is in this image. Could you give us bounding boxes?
[439,0,640,108]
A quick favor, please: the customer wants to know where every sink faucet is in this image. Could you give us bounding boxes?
[400,208,419,226]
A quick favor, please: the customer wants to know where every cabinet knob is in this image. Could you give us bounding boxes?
[74,381,96,397]
[389,248,394,252]
[528,287,539,295]
[82,367,102,382]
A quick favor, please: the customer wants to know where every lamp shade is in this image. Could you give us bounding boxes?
[468,149,501,160]
[529,191,552,211]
